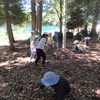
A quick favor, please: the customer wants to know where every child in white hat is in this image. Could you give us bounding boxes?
[34,34,48,68]
[72,40,86,53]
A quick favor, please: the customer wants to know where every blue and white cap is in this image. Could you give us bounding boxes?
[34,35,40,38]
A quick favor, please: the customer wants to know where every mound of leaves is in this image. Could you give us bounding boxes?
[54,48,77,60]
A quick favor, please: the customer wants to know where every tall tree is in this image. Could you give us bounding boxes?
[62,0,67,48]
[67,4,85,31]
[89,1,100,37]
[42,0,63,32]
[59,0,63,33]
[31,0,36,31]
[3,0,15,50]
[74,0,100,37]
[1,0,28,50]
[36,0,42,36]
[0,1,5,26]
[31,0,42,35]
[51,0,63,33]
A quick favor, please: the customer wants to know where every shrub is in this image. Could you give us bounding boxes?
[80,30,88,36]
[75,30,89,40]
[75,32,83,40]
[66,32,73,39]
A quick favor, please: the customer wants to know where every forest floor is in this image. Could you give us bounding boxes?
[0,39,100,100]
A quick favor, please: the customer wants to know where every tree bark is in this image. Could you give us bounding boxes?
[59,0,62,33]
[31,0,36,31]
[90,22,98,37]
[10,26,15,42]
[36,0,42,36]
[83,22,88,36]
[62,0,67,48]
[4,0,15,50]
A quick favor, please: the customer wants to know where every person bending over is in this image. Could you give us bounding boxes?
[34,71,71,100]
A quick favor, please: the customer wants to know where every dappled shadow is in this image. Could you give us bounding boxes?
[0,39,100,100]
[91,97,100,100]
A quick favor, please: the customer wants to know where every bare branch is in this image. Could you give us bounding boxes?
[54,7,60,19]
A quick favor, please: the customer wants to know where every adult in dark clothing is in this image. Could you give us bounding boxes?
[34,71,71,100]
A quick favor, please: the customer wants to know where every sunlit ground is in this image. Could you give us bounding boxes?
[0,34,100,97]
[0,57,30,67]
[0,34,30,46]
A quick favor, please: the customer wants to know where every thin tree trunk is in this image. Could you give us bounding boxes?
[59,0,62,33]
[37,5,39,35]
[31,0,36,31]
[62,0,67,48]
[83,14,89,36]
[84,22,88,36]
[37,0,42,36]
[39,0,42,36]
[4,0,15,50]
[10,26,15,42]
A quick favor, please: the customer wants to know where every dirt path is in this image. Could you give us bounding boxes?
[0,39,100,100]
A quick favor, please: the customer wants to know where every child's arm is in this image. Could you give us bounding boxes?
[34,87,40,91]
[34,84,45,92]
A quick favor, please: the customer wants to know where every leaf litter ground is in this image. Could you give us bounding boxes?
[0,39,100,100]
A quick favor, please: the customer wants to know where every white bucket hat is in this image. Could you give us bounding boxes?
[73,40,79,44]
[43,31,49,35]
[41,71,60,87]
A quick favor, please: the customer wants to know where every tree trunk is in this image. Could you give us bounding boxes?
[62,0,67,48]
[36,0,42,36]
[90,22,98,37]
[4,0,15,42]
[31,0,36,31]
[4,0,15,50]
[39,0,42,36]
[59,0,62,33]
[10,25,15,42]
[83,22,88,36]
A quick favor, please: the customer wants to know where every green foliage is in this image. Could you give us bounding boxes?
[9,4,27,25]
[66,32,73,39]
[0,3,5,26]
[67,4,85,29]
[76,32,84,40]
[0,12,5,26]
[80,30,88,36]
[42,10,59,25]
[74,0,100,36]
[0,0,28,26]
[9,0,21,4]
[75,33,81,40]
[42,0,62,25]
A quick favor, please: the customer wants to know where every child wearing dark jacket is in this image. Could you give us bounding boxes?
[34,71,71,100]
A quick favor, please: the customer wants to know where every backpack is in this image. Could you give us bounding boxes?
[27,37,30,45]
[35,37,41,46]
